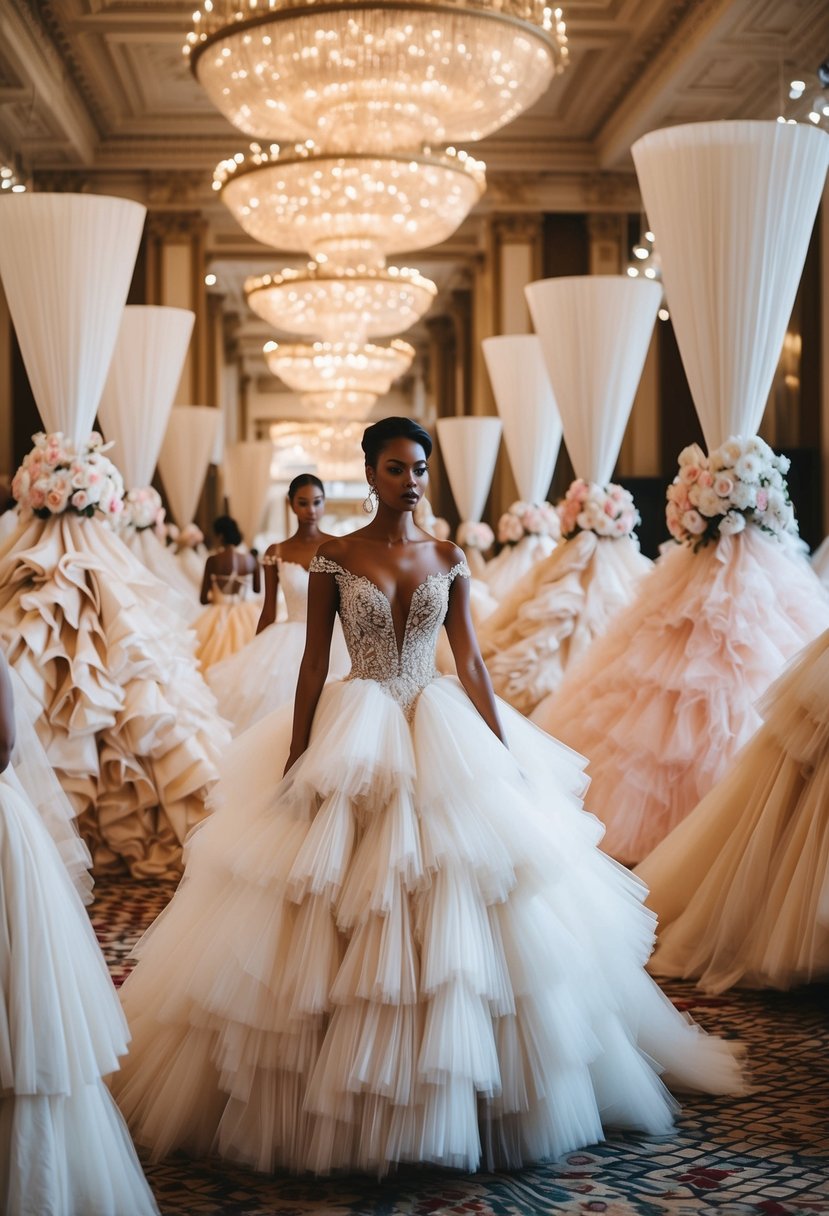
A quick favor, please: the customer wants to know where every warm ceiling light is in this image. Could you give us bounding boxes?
[185,0,568,151]
[264,338,414,396]
[216,144,485,266]
[300,389,378,421]
[246,264,437,342]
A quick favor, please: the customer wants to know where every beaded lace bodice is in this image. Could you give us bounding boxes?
[310,555,470,716]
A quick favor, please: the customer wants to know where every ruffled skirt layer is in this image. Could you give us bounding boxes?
[194,602,260,672]
[124,530,200,623]
[483,535,557,604]
[480,534,651,716]
[113,675,744,1178]
[208,619,351,735]
[638,628,829,992]
[0,769,157,1215]
[0,516,230,879]
[536,530,829,865]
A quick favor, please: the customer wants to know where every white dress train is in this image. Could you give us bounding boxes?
[113,555,744,1178]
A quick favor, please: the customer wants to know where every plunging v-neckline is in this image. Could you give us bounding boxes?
[322,559,464,662]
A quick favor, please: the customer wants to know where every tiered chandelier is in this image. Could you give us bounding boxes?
[186,0,568,421]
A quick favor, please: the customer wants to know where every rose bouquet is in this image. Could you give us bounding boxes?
[12,431,125,522]
[558,479,640,541]
[497,500,560,546]
[666,436,797,551]
[177,522,205,549]
[121,486,166,534]
[457,520,495,552]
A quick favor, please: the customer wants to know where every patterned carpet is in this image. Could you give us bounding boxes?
[93,878,829,1216]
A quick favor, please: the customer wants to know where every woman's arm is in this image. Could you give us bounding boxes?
[256,546,280,633]
[444,572,506,745]
[199,555,214,605]
[283,568,338,773]
[250,552,261,596]
[0,654,16,772]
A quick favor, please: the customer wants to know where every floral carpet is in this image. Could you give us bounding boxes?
[93,878,829,1216]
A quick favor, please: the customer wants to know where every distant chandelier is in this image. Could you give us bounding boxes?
[185,1,568,152]
[264,338,414,397]
[215,144,485,266]
[300,389,379,421]
[246,264,437,342]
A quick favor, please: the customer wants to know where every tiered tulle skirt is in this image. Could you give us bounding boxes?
[0,515,230,878]
[0,767,157,1215]
[638,628,829,992]
[535,530,829,864]
[113,674,744,1177]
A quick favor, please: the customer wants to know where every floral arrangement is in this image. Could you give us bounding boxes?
[558,479,640,541]
[121,486,166,534]
[497,500,560,545]
[12,431,124,522]
[666,436,796,550]
[457,520,494,551]
[176,522,205,549]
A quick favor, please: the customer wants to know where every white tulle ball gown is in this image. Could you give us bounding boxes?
[535,528,829,864]
[0,671,157,1215]
[0,513,229,879]
[113,555,744,1178]
[637,627,829,993]
[208,559,350,735]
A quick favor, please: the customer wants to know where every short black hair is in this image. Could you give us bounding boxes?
[361,417,433,467]
[288,473,325,501]
[213,514,242,546]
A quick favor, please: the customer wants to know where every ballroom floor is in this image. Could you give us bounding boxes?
[93,879,829,1216]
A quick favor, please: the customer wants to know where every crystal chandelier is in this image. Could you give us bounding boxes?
[300,390,379,421]
[185,1,568,151]
[264,338,414,396]
[246,264,437,342]
[215,144,485,265]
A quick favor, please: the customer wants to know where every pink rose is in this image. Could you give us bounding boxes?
[698,470,714,488]
[679,465,700,485]
[713,475,734,498]
[30,486,46,509]
[756,489,769,511]
[681,509,707,536]
[71,489,89,510]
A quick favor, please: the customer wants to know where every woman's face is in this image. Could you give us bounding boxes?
[368,438,429,513]
[290,485,325,525]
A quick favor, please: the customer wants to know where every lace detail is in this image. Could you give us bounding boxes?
[310,555,470,717]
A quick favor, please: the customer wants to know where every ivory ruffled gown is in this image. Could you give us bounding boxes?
[637,628,829,993]
[535,529,829,865]
[479,533,651,717]
[123,528,201,623]
[0,514,229,879]
[0,688,157,1214]
[208,559,351,735]
[483,534,556,604]
[113,554,744,1178]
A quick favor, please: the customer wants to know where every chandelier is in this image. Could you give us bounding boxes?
[264,338,414,395]
[215,144,485,265]
[246,264,437,342]
[185,1,568,151]
[300,389,379,421]
[270,418,367,481]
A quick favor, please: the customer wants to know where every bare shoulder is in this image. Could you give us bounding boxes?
[315,536,350,564]
[434,539,467,571]
[264,541,280,559]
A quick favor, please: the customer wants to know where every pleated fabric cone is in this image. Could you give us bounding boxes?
[223,441,273,548]
[158,406,220,531]
[535,123,829,862]
[637,627,829,993]
[0,757,157,1215]
[113,560,744,1178]
[0,514,230,879]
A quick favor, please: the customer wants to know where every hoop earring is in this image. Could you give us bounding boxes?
[362,486,377,514]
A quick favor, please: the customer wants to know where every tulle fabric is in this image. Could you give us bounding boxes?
[0,766,157,1215]
[194,601,260,672]
[483,535,557,604]
[123,529,201,622]
[0,514,230,879]
[637,628,829,993]
[114,674,744,1178]
[479,534,651,716]
[536,528,829,865]
[177,545,206,591]
[812,536,829,587]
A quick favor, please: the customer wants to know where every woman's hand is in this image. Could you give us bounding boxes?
[283,748,303,777]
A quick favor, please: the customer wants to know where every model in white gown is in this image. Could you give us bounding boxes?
[0,654,158,1216]
[637,627,829,993]
[113,419,744,1178]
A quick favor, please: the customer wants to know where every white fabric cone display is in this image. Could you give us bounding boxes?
[436,416,502,523]
[0,193,146,444]
[223,440,273,547]
[525,277,661,485]
[98,306,195,488]
[482,335,562,503]
[631,121,829,450]
[158,406,220,528]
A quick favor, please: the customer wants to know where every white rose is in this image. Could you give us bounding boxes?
[681,509,707,535]
[734,453,761,484]
[730,482,756,511]
[720,438,744,464]
[696,487,722,517]
[718,511,746,535]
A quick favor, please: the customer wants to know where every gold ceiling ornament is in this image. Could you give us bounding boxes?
[246,264,437,342]
[215,144,485,266]
[185,0,568,151]
[263,338,415,396]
